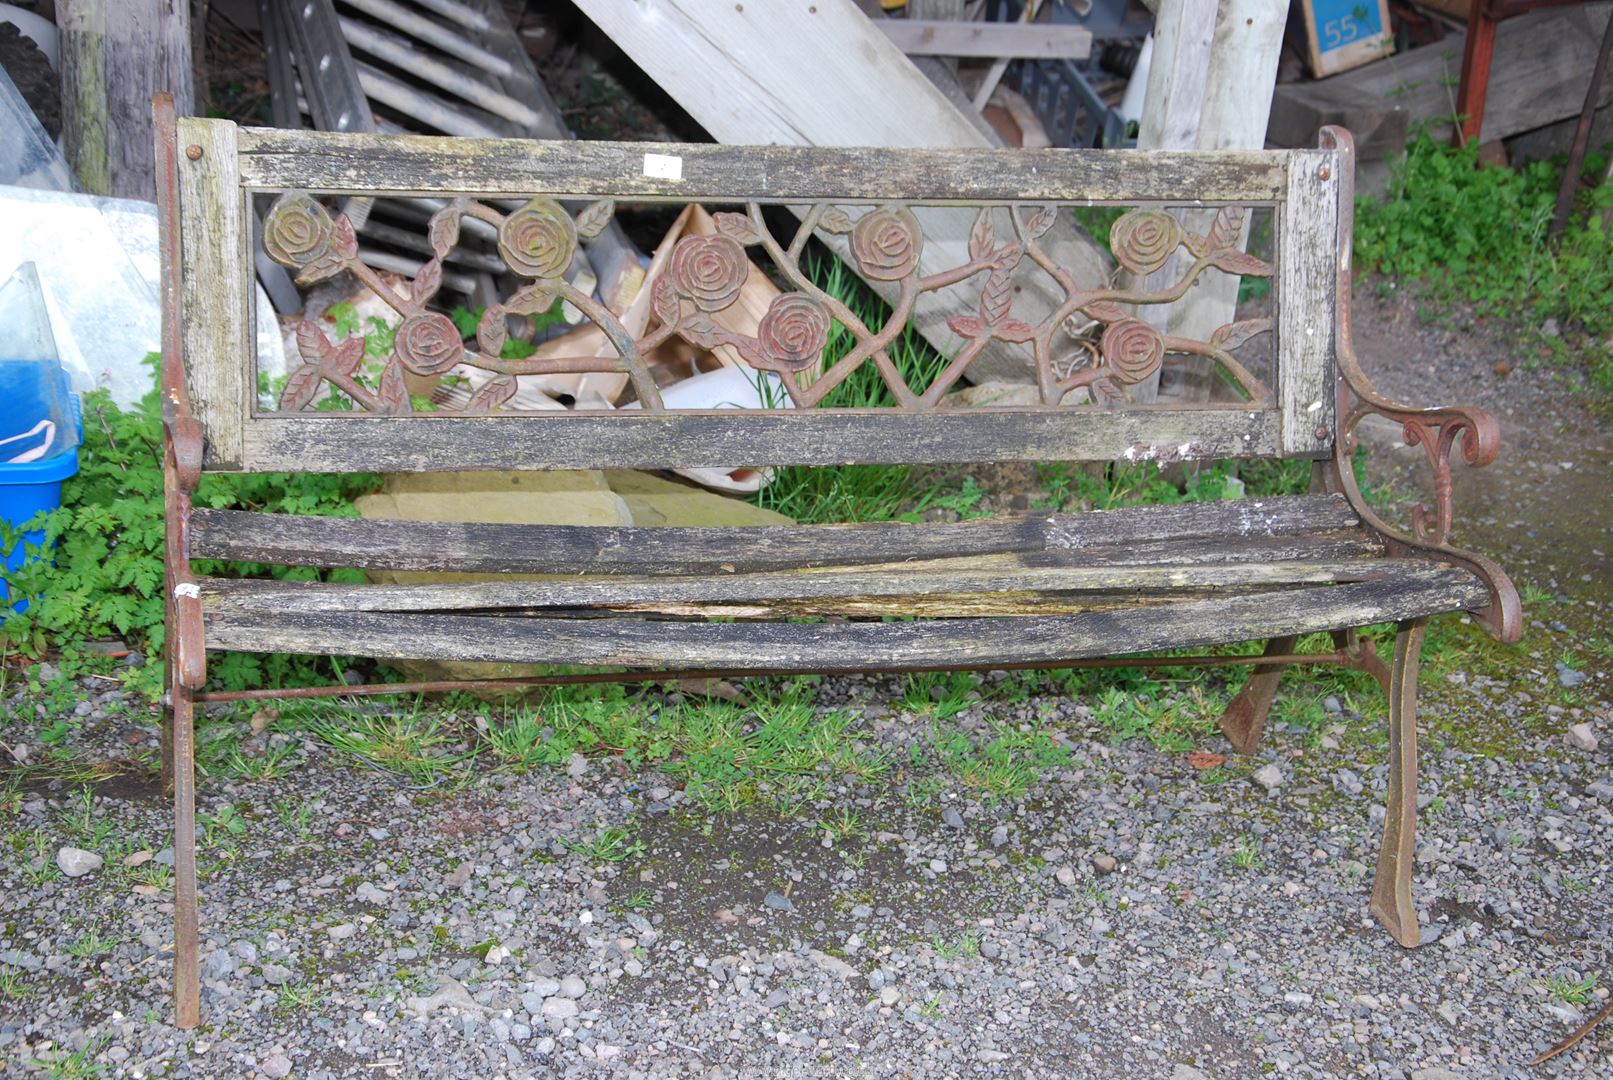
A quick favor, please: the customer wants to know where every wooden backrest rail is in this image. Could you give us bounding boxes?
[167,117,1343,474]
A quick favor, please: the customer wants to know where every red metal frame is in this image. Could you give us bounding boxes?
[1454,0,1587,146]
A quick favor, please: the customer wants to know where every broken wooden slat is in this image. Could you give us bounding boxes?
[189,493,1364,574]
[201,566,1489,668]
[875,20,1093,60]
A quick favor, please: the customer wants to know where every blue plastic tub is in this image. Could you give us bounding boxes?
[1,356,82,608]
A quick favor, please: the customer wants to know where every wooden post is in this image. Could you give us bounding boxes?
[1133,0,1287,402]
[57,0,195,200]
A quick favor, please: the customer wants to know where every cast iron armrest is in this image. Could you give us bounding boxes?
[1319,127,1521,643]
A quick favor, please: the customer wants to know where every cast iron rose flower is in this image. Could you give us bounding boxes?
[498,198,577,279]
[850,207,923,281]
[667,234,748,312]
[394,312,464,376]
[263,191,334,268]
[1100,318,1166,385]
[755,294,830,372]
[1109,209,1183,275]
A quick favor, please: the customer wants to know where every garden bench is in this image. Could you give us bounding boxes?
[151,93,1519,1028]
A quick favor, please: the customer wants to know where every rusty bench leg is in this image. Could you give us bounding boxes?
[1218,635,1298,755]
[1370,617,1426,948]
[170,680,201,1028]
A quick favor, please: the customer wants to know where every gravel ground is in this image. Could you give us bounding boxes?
[1,287,1609,1078]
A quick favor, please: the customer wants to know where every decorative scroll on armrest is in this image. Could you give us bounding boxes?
[1319,125,1521,643]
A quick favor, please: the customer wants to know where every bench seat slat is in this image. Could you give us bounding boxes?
[201,565,1488,670]
[189,493,1362,575]
[200,554,1415,616]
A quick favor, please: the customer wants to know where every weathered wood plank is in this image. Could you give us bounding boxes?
[232,127,1292,204]
[875,20,1093,60]
[226,407,1280,473]
[1278,148,1339,455]
[177,117,248,469]
[200,555,1415,614]
[1145,0,1289,403]
[201,566,1488,668]
[58,0,195,200]
[189,493,1363,573]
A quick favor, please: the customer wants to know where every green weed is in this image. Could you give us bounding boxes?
[1229,835,1264,870]
[931,931,980,959]
[1357,136,1613,404]
[928,719,1070,800]
[560,826,644,864]
[1545,972,1598,1005]
[304,701,475,784]
[0,964,29,999]
[64,927,118,959]
[29,1036,108,1079]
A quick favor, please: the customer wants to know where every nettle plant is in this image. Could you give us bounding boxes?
[0,356,377,698]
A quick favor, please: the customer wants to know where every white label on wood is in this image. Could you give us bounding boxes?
[642,153,683,181]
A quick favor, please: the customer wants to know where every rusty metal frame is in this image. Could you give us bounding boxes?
[190,647,1371,705]
[259,189,1277,415]
[1317,127,1521,644]
[1453,0,1587,147]
[153,92,204,1032]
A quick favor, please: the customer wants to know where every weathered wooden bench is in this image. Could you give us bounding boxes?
[153,94,1519,1027]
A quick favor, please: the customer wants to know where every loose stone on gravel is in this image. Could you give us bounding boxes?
[541,996,579,1020]
[762,890,794,912]
[405,976,487,1018]
[55,846,102,877]
[558,974,586,999]
[1252,763,1284,792]
[1054,865,1077,886]
[259,1050,293,1078]
[1566,721,1599,751]
[1556,662,1588,688]
[1092,852,1118,874]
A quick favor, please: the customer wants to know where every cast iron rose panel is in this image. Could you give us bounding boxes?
[261,191,1275,415]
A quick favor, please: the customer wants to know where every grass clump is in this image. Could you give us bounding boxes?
[750,256,950,524]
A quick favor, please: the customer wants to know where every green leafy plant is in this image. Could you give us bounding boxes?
[1356,135,1613,401]
[0,357,380,697]
[450,300,568,358]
